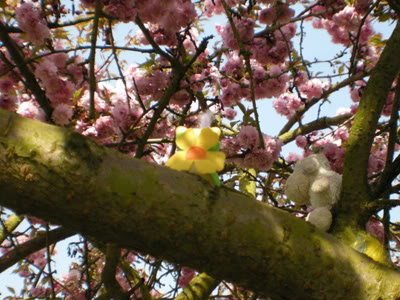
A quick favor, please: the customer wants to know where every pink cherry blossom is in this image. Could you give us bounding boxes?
[15,2,50,45]
[221,108,237,120]
[16,100,46,122]
[299,79,329,100]
[286,152,302,162]
[273,92,303,118]
[237,125,260,149]
[178,267,196,288]
[52,103,73,126]
[366,217,384,244]
[296,136,307,148]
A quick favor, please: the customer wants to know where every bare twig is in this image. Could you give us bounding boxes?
[220,0,264,148]
[279,71,368,135]
[88,0,102,120]
[0,227,73,273]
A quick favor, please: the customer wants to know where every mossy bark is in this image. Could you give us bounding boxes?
[341,22,400,216]
[1,110,400,300]
[332,22,400,266]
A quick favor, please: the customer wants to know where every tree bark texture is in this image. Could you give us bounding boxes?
[0,109,400,300]
[341,22,400,215]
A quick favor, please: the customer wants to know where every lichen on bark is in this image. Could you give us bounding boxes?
[1,109,400,299]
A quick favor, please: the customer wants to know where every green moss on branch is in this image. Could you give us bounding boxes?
[1,109,400,299]
[341,22,400,216]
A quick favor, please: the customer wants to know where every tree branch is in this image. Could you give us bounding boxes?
[101,244,128,300]
[0,22,53,120]
[387,0,400,16]
[341,21,400,214]
[88,0,102,120]
[0,214,23,245]
[374,77,400,197]
[134,16,176,67]
[279,71,367,136]
[174,273,219,300]
[135,69,185,158]
[0,227,73,273]
[1,109,400,299]
[278,113,352,144]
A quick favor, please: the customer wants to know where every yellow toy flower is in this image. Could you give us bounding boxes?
[166,126,226,174]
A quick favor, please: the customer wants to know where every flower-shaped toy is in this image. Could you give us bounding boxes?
[166,126,226,185]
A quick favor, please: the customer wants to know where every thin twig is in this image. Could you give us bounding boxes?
[279,71,368,135]
[220,0,264,148]
[0,22,53,120]
[88,0,102,120]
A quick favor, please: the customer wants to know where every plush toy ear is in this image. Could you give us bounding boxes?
[306,207,332,232]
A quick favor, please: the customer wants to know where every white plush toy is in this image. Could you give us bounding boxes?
[285,153,342,231]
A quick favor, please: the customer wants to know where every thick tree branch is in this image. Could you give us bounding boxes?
[341,22,400,214]
[373,153,400,198]
[1,109,400,299]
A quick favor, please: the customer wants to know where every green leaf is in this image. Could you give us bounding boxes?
[378,13,391,22]
[73,87,84,103]
[338,65,344,75]
[239,169,257,198]
[208,142,220,152]
[6,287,16,295]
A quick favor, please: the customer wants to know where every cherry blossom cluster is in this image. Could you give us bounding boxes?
[273,75,330,118]
[273,92,303,118]
[312,6,374,46]
[15,1,50,45]
[82,0,198,46]
[222,125,283,171]
[351,80,396,116]
[220,61,290,107]
[259,3,295,25]
[34,58,75,124]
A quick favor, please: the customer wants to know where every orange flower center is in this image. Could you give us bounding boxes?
[186,146,207,160]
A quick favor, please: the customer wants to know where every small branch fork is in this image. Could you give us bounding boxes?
[133,18,211,158]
